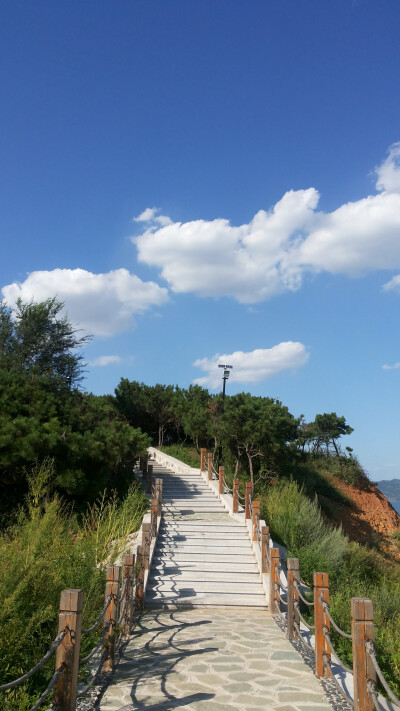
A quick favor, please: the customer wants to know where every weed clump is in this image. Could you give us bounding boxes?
[0,460,147,711]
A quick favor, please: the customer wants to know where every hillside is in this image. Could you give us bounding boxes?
[320,476,400,546]
[376,478,400,502]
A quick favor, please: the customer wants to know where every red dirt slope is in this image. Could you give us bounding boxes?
[320,478,400,546]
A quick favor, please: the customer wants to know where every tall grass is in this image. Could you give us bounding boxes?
[260,478,400,696]
[0,460,147,710]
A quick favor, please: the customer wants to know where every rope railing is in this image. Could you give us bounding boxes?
[1,460,163,711]
[0,629,67,692]
[294,601,315,631]
[323,628,353,675]
[321,600,352,639]
[293,579,314,606]
[200,452,400,711]
[322,653,355,705]
[81,595,113,635]
[30,665,65,711]
[365,640,400,709]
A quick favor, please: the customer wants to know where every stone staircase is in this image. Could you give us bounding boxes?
[145,462,268,608]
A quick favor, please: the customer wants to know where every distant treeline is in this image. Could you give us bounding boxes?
[0,296,357,517]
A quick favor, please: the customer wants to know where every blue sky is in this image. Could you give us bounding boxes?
[1,1,400,480]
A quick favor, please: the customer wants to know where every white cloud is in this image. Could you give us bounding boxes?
[193,342,309,388]
[133,207,172,227]
[382,362,400,371]
[375,142,400,193]
[383,274,400,292]
[88,355,122,367]
[1,268,169,337]
[133,144,400,302]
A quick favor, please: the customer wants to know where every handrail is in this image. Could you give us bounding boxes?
[0,629,67,692]
[180,450,400,711]
[1,460,163,711]
[365,640,400,709]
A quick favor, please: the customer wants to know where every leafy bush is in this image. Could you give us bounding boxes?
[260,479,349,582]
[260,478,400,697]
[160,444,201,467]
[0,461,147,710]
[310,453,368,486]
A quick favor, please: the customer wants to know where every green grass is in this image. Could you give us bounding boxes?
[160,443,201,467]
[259,478,400,697]
[0,460,147,711]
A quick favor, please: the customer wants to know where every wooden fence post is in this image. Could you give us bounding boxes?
[103,566,121,673]
[123,553,135,636]
[252,500,260,541]
[147,464,153,494]
[351,598,376,711]
[232,478,239,513]
[245,482,252,519]
[269,548,279,615]
[151,498,158,537]
[287,558,300,641]
[218,466,224,495]
[261,525,269,573]
[200,448,207,472]
[207,453,212,480]
[143,522,151,570]
[140,456,148,478]
[314,572,330,677]
[155,478,162,515]
[54,589,83,711]
[135,545,144,611]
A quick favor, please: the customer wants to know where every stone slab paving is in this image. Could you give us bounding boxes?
[96,608,339,711]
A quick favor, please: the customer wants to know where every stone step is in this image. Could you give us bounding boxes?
[151,561,258,573]
[146,579,263,592]
[152,553,256,563]
[155,541,251,551]
[145,592,267,608]
[161,523,246,530]
[158,534,249,542]
[149,570,260,582]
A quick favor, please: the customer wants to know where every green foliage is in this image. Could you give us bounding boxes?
[160,444,201,468]
[0,298,89,386]
[114,379,175,446]
[217,392,299,482]
[181,385,213,451]
[309,452,368,486]
[260,477,400,697]
[0,461,147,710]
[260,479,348,582]
[0,362,150,511]
[299,411,353,455]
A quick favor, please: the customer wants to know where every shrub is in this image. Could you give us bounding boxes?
[160,444,201,468]
[0,461,147,710]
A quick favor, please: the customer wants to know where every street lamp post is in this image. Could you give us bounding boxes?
[218,364,233,402]
[217,364,233,466]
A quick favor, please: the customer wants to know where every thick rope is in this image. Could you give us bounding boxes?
[365,639,400,708]
[321,601,352,639]
[322,654,354,707]
[0,629,67,691]
[81,596,112,635]
[293,580,315,606]
[29,665,64,711]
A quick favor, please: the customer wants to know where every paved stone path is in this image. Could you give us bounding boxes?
[96,459,341,710]
[97,608,335,710]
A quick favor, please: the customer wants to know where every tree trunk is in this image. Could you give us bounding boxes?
[158,424,165,448]
[332,438,339,456]
[246,448,254,485]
